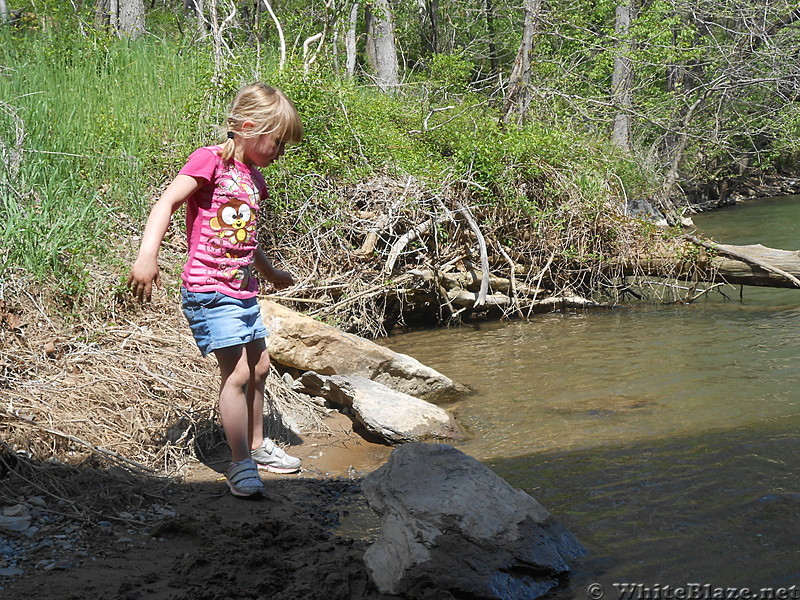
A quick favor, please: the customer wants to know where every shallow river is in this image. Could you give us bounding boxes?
[383,195,800,596]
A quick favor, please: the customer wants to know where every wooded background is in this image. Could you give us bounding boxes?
[0,1,798,308]
[87,0,800,210]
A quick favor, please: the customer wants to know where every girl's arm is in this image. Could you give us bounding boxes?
[128,174,202,302]
[254,247,294,290]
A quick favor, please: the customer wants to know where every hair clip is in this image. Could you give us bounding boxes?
[227,131,235,139]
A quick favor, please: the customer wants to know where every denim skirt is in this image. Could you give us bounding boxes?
[180,289,268,356]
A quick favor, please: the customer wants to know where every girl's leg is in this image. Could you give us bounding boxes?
[244,339,303,473]
[244,338,270,451]
[214,341,269,463]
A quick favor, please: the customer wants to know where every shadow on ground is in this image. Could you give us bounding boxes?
[1,467,399,600]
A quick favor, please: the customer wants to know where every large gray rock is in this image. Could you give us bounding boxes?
[260,301,465,401]
[362,443,586,599]
[296,372,463,444]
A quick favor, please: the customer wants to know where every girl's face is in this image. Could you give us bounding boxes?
[242,132,286,167]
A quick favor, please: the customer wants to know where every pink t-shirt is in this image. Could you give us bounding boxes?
[178,146,268,299]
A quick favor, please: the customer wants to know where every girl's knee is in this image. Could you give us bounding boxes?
[252,346,271,380]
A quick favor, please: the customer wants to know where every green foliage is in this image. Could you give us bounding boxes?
[428,52,474,96]
[0,22,208,290]
[0,2,684,295]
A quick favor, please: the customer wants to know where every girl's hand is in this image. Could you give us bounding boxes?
[128,258,162,303]
[267,268,294,291]
[127,174,200,303]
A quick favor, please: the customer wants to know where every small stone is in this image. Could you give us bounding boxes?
[0,567,24,577]
[21,526,38,538]
[0,515,31,534]
[2,505,29,518]
[53,559,73,570]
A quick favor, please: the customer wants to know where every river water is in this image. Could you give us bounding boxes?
[382,195,800,596]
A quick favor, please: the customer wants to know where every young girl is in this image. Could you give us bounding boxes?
[128,83,303,497]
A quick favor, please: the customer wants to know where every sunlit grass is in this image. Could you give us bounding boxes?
[0,29,211,287]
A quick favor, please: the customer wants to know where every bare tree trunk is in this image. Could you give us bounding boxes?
[610,0,636,152]
[345,2,359,79]
[417,0,438,56]
[118,0,145,38]
[0,0,10,23]
[365,0,399,93]
[485,0,499,79]
[629,241,800,290]
[303,0,336,72]
[110,0,119,30]
[184,0,205,34]
[502,0,543,125]
[95,0,145,38]
[262,0,286,71]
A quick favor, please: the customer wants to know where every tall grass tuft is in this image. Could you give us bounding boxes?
[0,27,213,290]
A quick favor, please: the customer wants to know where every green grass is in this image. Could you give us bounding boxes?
[0,28,212,287]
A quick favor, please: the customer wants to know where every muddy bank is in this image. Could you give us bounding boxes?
[684,173,800,212]
[2,413,398,600]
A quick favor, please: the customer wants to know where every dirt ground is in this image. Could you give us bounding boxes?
[1,413,401,600]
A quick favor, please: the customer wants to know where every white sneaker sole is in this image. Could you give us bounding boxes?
[254,463,301,474]
[226,480,265,497]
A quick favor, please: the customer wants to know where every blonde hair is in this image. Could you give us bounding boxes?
[219,83,303,162]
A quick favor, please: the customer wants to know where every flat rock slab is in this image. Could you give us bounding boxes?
[297,372,463,444]
[362,443,587,599]
[261,300,466,401]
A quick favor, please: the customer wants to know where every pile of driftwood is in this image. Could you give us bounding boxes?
[262,175,661,334]
[260,176,800,334]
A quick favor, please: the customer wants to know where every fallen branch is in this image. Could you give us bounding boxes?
[683,283,725,304]
[260,295,328,305]
[453,202,491,306]
[496,243,523,318]
[682,234,800,289]
[447,290,511,308]
[355,213,390,257]
[383,214,450,275]
[309,272,416,315]
[526,295,601,311]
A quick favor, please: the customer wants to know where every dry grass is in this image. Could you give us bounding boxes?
[0,272,330,519]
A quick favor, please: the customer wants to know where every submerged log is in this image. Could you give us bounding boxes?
[397,241,799,318]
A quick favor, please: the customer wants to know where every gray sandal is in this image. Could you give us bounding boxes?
[226,458,264,497]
